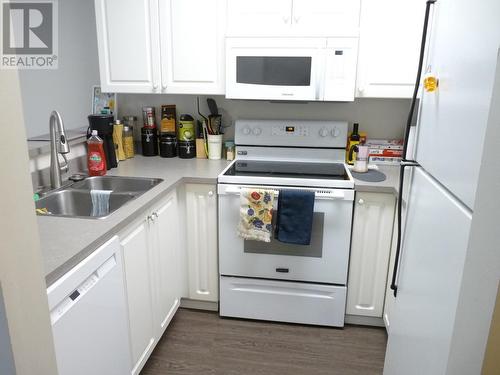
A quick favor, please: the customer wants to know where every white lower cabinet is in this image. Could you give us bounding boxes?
[120,220,155,374]
[185,184,219,302]
[346,192,396,318]
[120,190,180,375]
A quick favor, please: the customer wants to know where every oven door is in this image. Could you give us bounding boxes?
[218,184,354,284]
[225,38,326,101]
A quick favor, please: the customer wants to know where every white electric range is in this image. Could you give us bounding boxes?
[217,119,354,327]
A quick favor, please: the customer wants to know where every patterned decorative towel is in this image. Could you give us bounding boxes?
[237,188,275,242]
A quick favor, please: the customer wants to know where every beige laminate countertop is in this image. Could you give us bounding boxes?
[39,157,400,287]
[39,156,230,286]
[352,165,400,195]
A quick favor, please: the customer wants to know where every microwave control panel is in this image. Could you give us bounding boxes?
[235,119,348,148]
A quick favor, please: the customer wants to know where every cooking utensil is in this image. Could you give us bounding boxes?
[209,115,222,135]
[207,98,219,116]
[197,96,209,130]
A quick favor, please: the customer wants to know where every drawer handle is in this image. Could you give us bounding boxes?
[276,268,289,273]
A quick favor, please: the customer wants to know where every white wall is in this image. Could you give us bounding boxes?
[20,0,99,138]
[118,94,411,140]
[0,69,58,375]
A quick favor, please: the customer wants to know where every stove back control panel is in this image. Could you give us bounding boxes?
[234,119,348,148]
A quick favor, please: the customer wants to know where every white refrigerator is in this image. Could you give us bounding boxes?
[383,0,500,374]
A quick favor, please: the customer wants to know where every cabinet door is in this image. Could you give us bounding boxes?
[291,0,360,37]
[346,192,396,317]
[185,184,218,302]
[120,220,155,375]
[95,0,161,93]
[226,0,292,37]
[355,0,424,98]
[159,0,226,94]
[151,191,180,337]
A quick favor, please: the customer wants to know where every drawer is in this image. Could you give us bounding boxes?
[220,276,346,327]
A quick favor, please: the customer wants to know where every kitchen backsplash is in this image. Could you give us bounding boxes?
[118,94,413,141]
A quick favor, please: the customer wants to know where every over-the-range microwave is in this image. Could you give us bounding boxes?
[225,37,358,102]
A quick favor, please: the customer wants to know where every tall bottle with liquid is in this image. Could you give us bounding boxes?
[346,123,361,165]
[87,130,107,176]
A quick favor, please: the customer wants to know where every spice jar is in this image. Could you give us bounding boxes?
[123,125,135,158]
[123,115,138,143]
[225,141,235,161]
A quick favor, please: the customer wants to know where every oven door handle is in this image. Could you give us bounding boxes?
[218,186,350,200]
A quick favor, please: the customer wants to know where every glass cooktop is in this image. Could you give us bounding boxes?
[224,160,350,180]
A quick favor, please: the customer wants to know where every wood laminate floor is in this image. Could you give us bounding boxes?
[141,308,387,375]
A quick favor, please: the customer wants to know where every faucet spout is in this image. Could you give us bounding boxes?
[49,111,70,189]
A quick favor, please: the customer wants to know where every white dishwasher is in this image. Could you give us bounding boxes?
[47,236,132,375]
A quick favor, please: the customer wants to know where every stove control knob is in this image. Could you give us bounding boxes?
[252,127,262,136]
[331,127,341,137]
[319,128,329,137]
[242,127,251,135]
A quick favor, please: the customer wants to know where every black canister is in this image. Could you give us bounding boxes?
[141,127,158,156]
[178,140,196,159]
[159,134,177,158]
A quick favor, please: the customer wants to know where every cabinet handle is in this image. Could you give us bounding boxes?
[358,198,364,205]
[293,16,301,24]
[147,215,153,223]
[152,212,158,219]
[162,84,167,90]
[153,83,159,90]
[282,16,290,24]
[208,191,214,197]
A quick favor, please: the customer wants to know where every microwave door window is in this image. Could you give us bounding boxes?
[244,212,324,257]
[236,56,312,86]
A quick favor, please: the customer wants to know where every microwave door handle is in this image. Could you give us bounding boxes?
[316,52,326,100]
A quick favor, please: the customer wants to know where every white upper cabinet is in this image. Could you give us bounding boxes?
[95,0,161,93]
[226,0,293,37]
[227,0,360,37]
[291,0,360,37]
[356,0,425,98]
[95,0,225,94]
[159,0,226,94]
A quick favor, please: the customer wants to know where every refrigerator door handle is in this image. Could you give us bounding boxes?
[390,163,419,297]
[392,0,437,298]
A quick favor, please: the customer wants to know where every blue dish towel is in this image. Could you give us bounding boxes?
[275,190,315,245]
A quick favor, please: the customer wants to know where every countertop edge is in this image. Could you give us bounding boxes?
[44,175,217,286]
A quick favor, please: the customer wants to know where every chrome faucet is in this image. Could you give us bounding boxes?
[49,110,70,189]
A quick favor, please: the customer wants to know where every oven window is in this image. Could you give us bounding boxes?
[236,56,312,86]
[244,212,324,258]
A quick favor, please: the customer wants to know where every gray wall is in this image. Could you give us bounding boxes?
[118,94,411,140]
[20,0,100,138]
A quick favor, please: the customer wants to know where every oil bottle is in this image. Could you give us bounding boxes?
[346,123,361,165]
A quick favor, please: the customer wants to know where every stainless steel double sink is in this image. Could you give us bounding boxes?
[35,176,163,219]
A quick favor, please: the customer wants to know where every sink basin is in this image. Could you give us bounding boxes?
[71,176,163,194]
[36,190,136,218]
[35,176,163,219]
